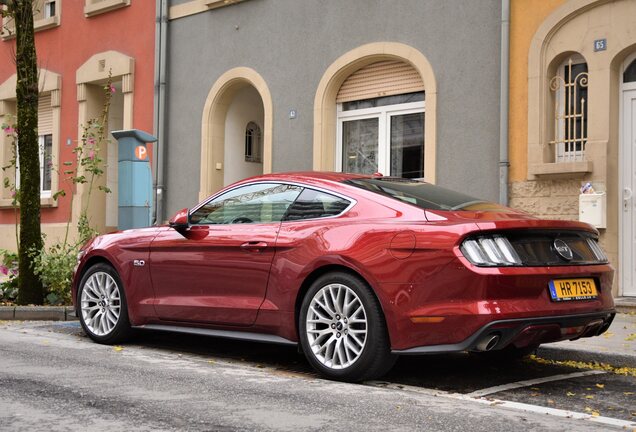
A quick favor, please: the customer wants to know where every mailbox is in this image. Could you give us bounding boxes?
[579,192,606,229]
[111,129,157,230]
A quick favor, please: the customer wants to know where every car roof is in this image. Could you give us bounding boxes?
[231,171,382,191]
[251,171,371,183]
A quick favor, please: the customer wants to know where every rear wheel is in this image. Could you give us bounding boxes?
[77,263,131,344]
[299,272,396,382]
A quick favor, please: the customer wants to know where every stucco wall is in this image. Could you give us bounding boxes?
[508,0,567,183]
[165,0,502,214]
[223,86,264,185]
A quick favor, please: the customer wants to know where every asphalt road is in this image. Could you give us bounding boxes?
[0,320,634,431]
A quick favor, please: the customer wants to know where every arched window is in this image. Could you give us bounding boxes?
[244,121,262,163]
[549,56,588,163]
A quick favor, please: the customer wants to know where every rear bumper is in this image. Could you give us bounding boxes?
[380,259,615,350]
[392,310,615,355]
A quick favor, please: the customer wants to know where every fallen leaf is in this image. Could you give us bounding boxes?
[396,406,402,411]
[585,395,594,399]
[603,331,615,338]
[524,355,636,377]
[591,411,600,417]
[547,399,555,405]
[113,346,123,352]
[624,392,634,396]
[566,392,576,397]
[584,407,592,413]
[626,333,636,342]
[207,360,215,364]
[531,387,540,391]
[595,383,605,389]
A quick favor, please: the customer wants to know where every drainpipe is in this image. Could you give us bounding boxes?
[152,0,168,224]
[499,0,510,205]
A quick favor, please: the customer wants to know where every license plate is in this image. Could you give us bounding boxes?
[549,278,598,301]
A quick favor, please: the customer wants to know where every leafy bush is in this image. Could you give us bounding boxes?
[1,77,114,306]
[31,241,77,305]
[0,249,19,304]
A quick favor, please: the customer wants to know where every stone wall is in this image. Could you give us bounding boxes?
[509,179,610,255]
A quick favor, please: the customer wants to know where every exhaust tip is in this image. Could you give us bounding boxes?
[475,334,500,351]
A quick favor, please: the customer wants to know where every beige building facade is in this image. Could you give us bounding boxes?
[508,0,636,297]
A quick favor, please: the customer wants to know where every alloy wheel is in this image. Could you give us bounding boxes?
[80,271,121,336]
[305,283,368,369]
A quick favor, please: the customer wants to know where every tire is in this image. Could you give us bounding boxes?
[299,272,397,382]
[77,263,132,344]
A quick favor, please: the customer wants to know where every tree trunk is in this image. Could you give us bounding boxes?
[13,0,43,305]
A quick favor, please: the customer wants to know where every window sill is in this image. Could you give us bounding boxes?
[529,161,593,179]
[84,0,131,17]
[0,197,58,209]
[2,16,60,40]
[204,0,245,10]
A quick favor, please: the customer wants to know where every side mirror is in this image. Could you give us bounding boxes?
[168,208,190,234]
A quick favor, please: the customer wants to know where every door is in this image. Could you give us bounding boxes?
[149,183,302,325]
[621,86,636,296]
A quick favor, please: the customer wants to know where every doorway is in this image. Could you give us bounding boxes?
[620,55,636,296]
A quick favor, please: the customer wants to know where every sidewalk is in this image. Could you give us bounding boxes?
[538,311,636,368]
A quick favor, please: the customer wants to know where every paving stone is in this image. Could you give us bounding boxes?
[14,306,66,321]
[0,306,15,319]
[65,306,78,321]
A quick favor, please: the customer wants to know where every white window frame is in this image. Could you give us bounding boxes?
[244,121,262,163]
[44,0,57,19]
[336,100,425,177]
[15,134,53,198]
[552,55,588,163]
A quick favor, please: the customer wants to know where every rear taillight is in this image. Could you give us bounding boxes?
[460,235,521,266]
[461,233,609,267]
[586,238,608,262]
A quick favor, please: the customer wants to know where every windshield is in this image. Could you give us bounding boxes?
[344,178,508,211]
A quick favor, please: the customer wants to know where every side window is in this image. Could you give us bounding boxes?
[284,189,351,221]
[190,183,302,225]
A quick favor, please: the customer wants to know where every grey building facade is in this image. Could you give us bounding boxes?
[160,0,503,218]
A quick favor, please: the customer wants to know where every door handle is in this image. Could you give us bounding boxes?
[624,188,633,212]
[240,241,268,251]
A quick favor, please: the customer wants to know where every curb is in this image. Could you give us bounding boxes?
[0,306,77,321]
[614,297,636,314]
[537,345,636,369]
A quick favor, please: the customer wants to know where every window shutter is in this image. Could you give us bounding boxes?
[336,60,424,103]
[38,94,53,136]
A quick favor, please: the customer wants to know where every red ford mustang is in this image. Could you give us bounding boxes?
[72,172,615,381]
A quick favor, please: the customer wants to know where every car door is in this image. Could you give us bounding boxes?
[149,183,302,326]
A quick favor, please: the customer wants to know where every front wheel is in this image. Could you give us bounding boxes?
[299,272,396,382]
[77,263,131,344]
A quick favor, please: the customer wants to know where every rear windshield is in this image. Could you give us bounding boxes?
[344,178,507,211]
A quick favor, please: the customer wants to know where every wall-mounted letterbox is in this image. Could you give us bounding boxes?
[579,192,606,229]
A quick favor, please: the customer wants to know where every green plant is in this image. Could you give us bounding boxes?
[0,249,19,305]
[31,240,76,305]
[29,77,114,305]
[1,120,20,249]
